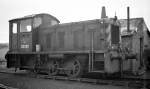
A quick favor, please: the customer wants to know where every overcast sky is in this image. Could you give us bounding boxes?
[0,0,149,43]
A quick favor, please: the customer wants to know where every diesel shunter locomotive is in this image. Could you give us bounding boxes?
[5,7,150,78]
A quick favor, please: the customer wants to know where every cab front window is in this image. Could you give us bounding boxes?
[20,19,32,32]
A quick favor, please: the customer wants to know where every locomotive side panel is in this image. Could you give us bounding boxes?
[85,22,107,51]
[39,28,55,51]
[71,24,85,51]
[40,20,110,52]
[40,23,85,52]
[39,20,122,73]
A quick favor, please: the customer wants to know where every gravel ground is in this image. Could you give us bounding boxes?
[0,69,130,89]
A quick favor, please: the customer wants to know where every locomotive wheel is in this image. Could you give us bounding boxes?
[65,58,82,78]
[47,60,59,76]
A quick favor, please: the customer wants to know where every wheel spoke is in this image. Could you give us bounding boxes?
[66,59,81,77]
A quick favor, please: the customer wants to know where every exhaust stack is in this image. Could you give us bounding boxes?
[127,7,130,32]
[101,6,107,18]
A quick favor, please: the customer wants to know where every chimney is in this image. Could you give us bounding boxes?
[127,7,130,32]
[101,6,107,18]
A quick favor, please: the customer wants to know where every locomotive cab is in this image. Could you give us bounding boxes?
[9,18,32,52]
[8,13,60,53]
[6,13,60,68]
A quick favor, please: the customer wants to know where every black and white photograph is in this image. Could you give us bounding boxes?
[0,0,150,89]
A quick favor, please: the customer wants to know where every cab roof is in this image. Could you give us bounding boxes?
[9,13,60,23]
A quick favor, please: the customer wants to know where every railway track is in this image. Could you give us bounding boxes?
[0,70,149,89]
[36,75,149,89]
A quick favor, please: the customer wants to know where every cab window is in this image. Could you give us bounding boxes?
[20,19,32,32]
[33,17,42,28]
[12,23,17,34]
